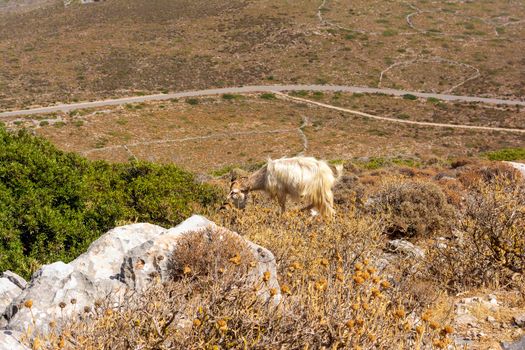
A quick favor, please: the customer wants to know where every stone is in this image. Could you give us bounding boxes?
[0,330,29,350]
[502,335,525,350]
[120,215,281,303]
[387,239,425,259]
[486,316,496,323]
[505,161,525,177]
[0,277,21,319]
[455,313,478,327]
[71,223,167,282]
[513,314,525,328]
[4,216,280,336]
[1,271,27,290]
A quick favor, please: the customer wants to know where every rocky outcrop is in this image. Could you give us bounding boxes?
[506,161,525,177]
[0,330,28,350]
[0,278,21,322]
[2,216,280,336]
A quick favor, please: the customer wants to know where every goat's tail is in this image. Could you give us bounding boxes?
[311,163,339,217]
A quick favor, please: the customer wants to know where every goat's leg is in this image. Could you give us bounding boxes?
[301,203,314,211]
[277,194,287,215]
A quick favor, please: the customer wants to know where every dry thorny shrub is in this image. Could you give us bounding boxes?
[35,206,458,349]
[424,174,525,293]
[368,178,456,239]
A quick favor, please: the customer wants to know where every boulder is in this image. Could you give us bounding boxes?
[0,278,22,320]
[71,223,167,282]
[0,330,28,350]
[120,215,281,302]
[1,271,27,290]
[513,314,525,328]
[502,335,525,350]
[505,161,525,177]
[4,216,280,335]
[387,239,425,259]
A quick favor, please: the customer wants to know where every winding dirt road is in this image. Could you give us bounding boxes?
[1,85,525,119]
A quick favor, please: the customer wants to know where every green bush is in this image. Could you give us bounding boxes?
[402,94,417,101]
[0,127,220,278]
[483,148,525,161]
[260,93,276,100]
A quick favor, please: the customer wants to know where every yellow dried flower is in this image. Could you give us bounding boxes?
[228,254,241,265]
[362,303,369,310]
[441,325,454,335]
[367,333,376,342]
[371,287,381,298]
[353,275,364,285]
[281,285,291,295]
[336,273,344,282]
[351,303,359,311]
[355,263,363,271]
[320,258,329,267]
[416,325,425,335]
[363,259,370,266]
[380,280,391,289]
[361,271,371,280]
[263,271,271,282]
[367,267,377,274]
[104,309,113,317]
[345,320,355,329]
[269,288,278,297]
[24,300,33,309]
[183,265,192,275]
[315,278,328,292]
[218,268,225,274]
[421,310,432,322]
[217,319,228,332]
[193,319,202,327]
[394,308,405,319]
[291,262,302,270]
[356,318,364,327]
[429,321,440,330]
[32,337,41,350]
[372,275,380,284]
[249,261,257,268]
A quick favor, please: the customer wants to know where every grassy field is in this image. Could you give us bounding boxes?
[0,0,524,110]
[4,93,524,173]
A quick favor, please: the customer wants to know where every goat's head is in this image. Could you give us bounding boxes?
[227,175,250,209]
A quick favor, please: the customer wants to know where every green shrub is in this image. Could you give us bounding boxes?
[402,94,417,101]
[222,93,241,100]
[186,98,199,105]
[483,148,525,161]
[260,93,276,100]
[0,127,220,278]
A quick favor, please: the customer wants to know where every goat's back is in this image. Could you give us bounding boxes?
[265,157,336,198]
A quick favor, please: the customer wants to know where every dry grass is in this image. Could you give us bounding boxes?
[4,95,525,173]
[1,0,524,109]
[14,160,525,348]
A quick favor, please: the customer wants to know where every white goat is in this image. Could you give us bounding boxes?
[227,156,343,217]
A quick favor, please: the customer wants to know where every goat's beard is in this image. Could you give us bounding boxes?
[231,193,248,209]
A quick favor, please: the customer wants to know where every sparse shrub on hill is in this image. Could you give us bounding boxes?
[0,127,220,278]
[369,179,456,238]
[42,209,455,349]
[424,175,525,292]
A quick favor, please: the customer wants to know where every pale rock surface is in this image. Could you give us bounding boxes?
[3,216,280,336]
[387,239,425,259]
[505,161,525,177]
[0,330,28,350]
[0,278,21,319]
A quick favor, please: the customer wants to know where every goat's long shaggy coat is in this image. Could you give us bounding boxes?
[229,156,343,217]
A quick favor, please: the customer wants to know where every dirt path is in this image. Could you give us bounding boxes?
[275,92,525,133]
[1,84,525,118]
